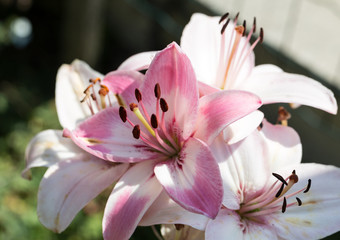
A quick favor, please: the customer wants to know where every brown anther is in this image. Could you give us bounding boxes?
[296,197,302,206]
[132,125,141,139]
[90,77,101,84]
[221,18,230,34]
[234,12,240,22]
[242,20,246,36]
[235,25,244,35]
[129,103,138,111]
[259,28,264,44]
[91,93,97,101]
[154,83,161,99]
[174,224,184,231]
[272,173,288,185]
[151,114,158,128]
[289,170,299,183]
[160,98,169,112]
[303,179,311,193]
[83,84,93,94]
[275,183,285,198]
[253,17,256,33]
[99,85,109,96]
[219,12,229,24]
[119,106,127,122]
[277,106,291,125]
[282,197,287,213]
[135,89,142,102]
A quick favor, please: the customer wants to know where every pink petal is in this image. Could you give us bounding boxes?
[56,60,103,129]
[103,161,163,240]
[118,51,157,71]
[195,90,262,144]
[37,156,129,233]
[223,110,264,144]
[270,163,340,240]
[243,65,338,114]
[198,81,219,96]
[154,137,223,219]
[22,130,82,179]
[65,106,161,162]
[140,190,209,230]
[260,119,302,172]
[140,42,199,140]
[102,70,144,106]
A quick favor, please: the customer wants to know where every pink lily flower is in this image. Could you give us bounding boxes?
[118,13,337,143]
[64,42,262,239]
[141,120,340,240]
[23,60,131,233]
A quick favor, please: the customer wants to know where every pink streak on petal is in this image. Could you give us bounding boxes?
[154,137,223,219]
[195,90,262,144]
[103,161,163,240]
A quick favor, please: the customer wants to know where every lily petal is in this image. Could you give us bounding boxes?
[37,156,128,233]
[195,90,262,144]
[154,137,223,219]
[140,42,199,140]
[140,190,209,230]
[223,110,264,144]
[260,119,302,171]
[118,51,157,71]
[103,161,163,240]
[270,163,340,240]
[243,65,338,114]
[22,130,81,179]
[56,59,103,129]
[65,106,161,162]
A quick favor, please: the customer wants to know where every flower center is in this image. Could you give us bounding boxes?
[237,170,311,221]
[118,83,180,157]
[218,13,263,90]
[81,78,114,114]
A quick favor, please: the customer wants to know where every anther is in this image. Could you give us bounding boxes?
[253,17,256,33]
[90,77,101,84]
[175,224,184,231]
[219,12,229,24]
[234,12,240,22]
[130,103,138,111]
[275,183,285,198]
[132,125,141,139]
[304,179,311,193]
[119,106,127,122]
[154,83,161,99]
[282,197,287,213]
[151,114,158,128]
[289,170,299,183]
[91,93,97,101]
[259,28,264,44]
[296,197,302,206]
[235,25,244,35]
[221,18,230,34]
[135,89,142,102]
[272,173,288,185]
[160,98,169,112]
[242,20,246,36]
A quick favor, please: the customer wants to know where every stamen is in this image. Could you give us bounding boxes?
[289,170,299,183]
[253,17,256,33]
[277,106,291,126]
[282,197,287,213]
[175,224,184,231]
[296,197,302,206]
[275,183,285,198]
[221,18,230,34]
[151,114,158,128]
[130,103,155,137]
[154,83,161,99]
[259,28,264,43]
[304,179,311,193]
[91,93,97,101]
[99,85,109,109]
[160,98,169,112]
[272,173,288,185]
[219,12,229,24]
[242,20,246,36]
[234,12,239,23]
[90,77,101,84]
[119,106,127,122]
[132,125,141,139]
[135,88,142,102]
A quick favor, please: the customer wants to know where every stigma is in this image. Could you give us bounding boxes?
[218,12,264,90]
[238,170,311,219]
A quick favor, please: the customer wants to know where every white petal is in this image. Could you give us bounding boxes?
[56,59,103,129]
[118,51,158,71]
